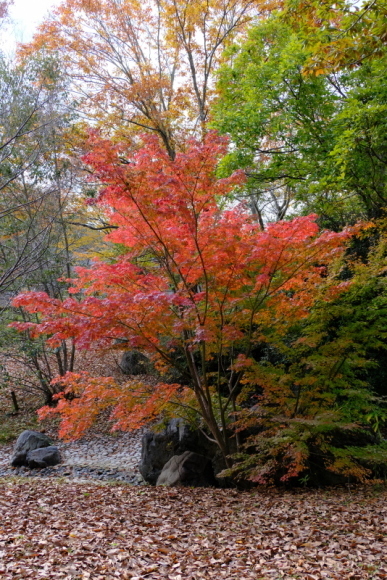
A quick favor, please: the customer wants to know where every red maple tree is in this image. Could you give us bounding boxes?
[12,131,357,469]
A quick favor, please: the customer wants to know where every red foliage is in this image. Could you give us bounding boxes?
[11,132,358,463]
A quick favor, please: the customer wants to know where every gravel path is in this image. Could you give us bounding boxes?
[0,431,145,484]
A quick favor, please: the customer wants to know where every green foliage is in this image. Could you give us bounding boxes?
[212,9,387,477]
[226,229,387,484]
[284,0,387,73]
[212,15,387,226]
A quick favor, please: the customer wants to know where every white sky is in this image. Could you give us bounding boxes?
[1,0,61,55]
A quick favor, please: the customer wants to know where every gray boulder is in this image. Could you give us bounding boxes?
[156,451,217,487]
[27,446,62,468]
[11,452,30,467]
[14,430,53,453]
[139,419,195,484]
[119,351,150,375]
[11,430,53,467]
[139,419,226,485]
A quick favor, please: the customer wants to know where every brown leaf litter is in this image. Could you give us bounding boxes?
[0,480,386,579]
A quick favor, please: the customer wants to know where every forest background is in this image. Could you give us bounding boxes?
[1,0,387,487]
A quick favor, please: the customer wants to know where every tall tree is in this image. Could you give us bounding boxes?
[212,15,387,226]
[284,0,387,74]
[20,0,263,158]
[0,53,70,292]
[0,52,112,403]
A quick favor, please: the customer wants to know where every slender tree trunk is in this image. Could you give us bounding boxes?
[11,391,19,414]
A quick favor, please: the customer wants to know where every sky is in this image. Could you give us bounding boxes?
[1,0,61,54]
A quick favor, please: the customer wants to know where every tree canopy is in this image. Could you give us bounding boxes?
[213,13,387,227]
[20,0,264,158]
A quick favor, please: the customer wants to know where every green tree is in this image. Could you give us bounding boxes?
[284,0,387,74]
[226,227,387,485]
[212,16,387,226]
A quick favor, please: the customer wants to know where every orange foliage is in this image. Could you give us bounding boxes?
[284,0,387,74]
[12,131,358,464]
[38,371,182,440]
[18,0,277,156]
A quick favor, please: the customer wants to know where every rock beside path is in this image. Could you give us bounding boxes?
[11,430,62,468]
[119,350,150,375]
[1,430,144,484]
[13,430,53,454]
[156,451,217,487]
[139,419,225,485]
[26,446,62,468]
[11,430,54,467]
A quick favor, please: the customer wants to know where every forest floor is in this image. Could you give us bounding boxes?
[1,382,387,579]
[0,479,386,579]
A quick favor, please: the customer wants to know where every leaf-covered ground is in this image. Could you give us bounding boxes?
[0,480,386,579]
